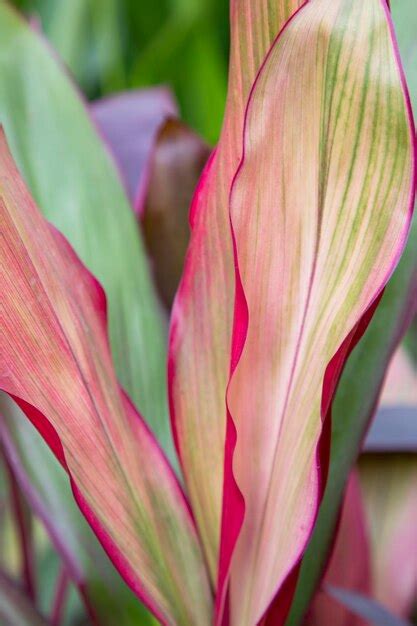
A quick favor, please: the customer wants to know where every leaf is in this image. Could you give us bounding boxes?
[92,88,178,213]
[142,119,211,308]
[0,569,49,626]
[168,0,303,586]
[288,230,417,626]
[287,1,417,619]
[0,398,157,626]
[30,0,125,97]
[324,586,413,626]
[0,130,212,626]
[0,3,174,465]
[92,92,211,309]
[36,0,92,92]
[307,473,371,626]
[222,0,415,624]
[359,454,417,620]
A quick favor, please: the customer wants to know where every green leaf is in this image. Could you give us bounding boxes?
[0,1,176,467]
[88,0,126,93]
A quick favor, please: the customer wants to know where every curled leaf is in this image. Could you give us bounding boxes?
[92,88,178,213]
[142,119,211,308]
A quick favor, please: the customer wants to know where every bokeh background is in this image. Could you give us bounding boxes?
[10,0,230,144]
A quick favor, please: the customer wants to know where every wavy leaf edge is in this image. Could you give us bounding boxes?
[217,0,417,623]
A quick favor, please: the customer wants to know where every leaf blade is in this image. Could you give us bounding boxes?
[0,398,157,626]
[223,1,415,623]
[0,130,212,626]
[287,0,417,618]
[168,0,304,585]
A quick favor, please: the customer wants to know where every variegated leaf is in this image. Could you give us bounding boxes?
[168,0,303,585]
[223,1,415,624]
[0,130,212,626]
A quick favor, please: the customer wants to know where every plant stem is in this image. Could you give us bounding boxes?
[3,452,36,601]
[78,582,103,626]
[51,565,69,626]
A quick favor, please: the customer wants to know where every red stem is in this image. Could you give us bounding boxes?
[4,454,36,601]
[78,584,102,626]
[51,565,69,626]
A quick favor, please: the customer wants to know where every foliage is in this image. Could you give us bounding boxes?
[0,1,416,625]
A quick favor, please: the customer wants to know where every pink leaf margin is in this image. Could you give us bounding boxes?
[1,213,198,626]
[167,148,217,466]
[216,1,417,624]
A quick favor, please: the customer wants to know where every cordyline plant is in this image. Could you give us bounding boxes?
[0,0,416,625]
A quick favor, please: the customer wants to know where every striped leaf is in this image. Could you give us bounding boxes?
[0,130,212,626]
[288,0,417,618]
[222,1,415,624]
[168,0,303,585]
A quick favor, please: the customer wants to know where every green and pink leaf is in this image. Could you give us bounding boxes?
[0,130,212,626]
[220,1,415,624]
[168,0,304,586]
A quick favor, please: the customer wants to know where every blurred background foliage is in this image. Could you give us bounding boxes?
[10,0,230,144]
